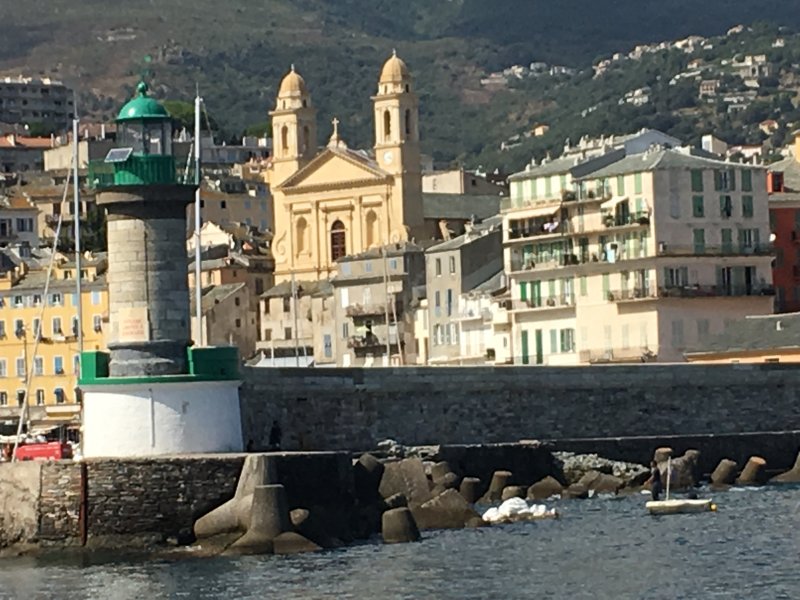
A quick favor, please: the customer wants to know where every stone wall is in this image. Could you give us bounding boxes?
[38,462,81,543]
[240,363,800,452]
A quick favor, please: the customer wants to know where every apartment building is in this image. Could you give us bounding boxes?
[0,253,108,428]
[0,134,55,173]
[257,280,335,367]
[332,243,426,367]
[503,147,773,365]
[191,282,256,357]
[0,194,39,248]
[425,215,504,364]
[0,77,74,129]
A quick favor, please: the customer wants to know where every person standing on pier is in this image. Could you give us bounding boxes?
[269,420,282,450]
[646,460,663,501]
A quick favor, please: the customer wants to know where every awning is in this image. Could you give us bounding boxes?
[601,196,628,211]
[519,203,561,219]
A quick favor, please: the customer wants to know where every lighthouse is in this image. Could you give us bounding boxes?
[79,82,243,457]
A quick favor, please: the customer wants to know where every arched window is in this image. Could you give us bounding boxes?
[281,125,289,156]
[330,220,346,261]
[404,109,412,137]
[302,126,310,154]
[295,217,307,255]
[365,210,378,248]
[383,110,391,141]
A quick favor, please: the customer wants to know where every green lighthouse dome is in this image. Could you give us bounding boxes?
[116,81,170,122]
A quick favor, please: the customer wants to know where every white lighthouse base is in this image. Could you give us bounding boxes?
[81,379,243,457]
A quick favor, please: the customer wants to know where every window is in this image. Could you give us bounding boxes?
[71,316,79,336]
[91,290,101,305]
[719,195,732,219]
[320,334,332,359]
[616,175,625,196]
[450,323,459,345]
[742,169,753,192]
[33,294,42,306]
[449,256,456,274]
[602,273,610,299]
[435,258,442,276]
[52,317,62,335]
[365,261,373,273]
[16,390,25,406]
[35,389,44,406]
[284,327,292,340]
[0,392,6,406]
[282,297,291,313]
[330,220,346,261]
[14,319,23,337]
[50,293,62,306]
[235,318,242,328]
[721,229,733,253]
[446,289,453,317]
[690,170,704,192]
[692,196,704,218]
[621,324,630,350]
[560,329,575,353]
[220,201,227,210]
[697,319,710,340]
[295,217,308,255]
[0,321,5,338]
[634,172,643,194]
[342,323,349,339]
[0,359,5,377]
[55,388,65,404]
[434,291,441,317]
[405,109,412,136]
[34,357,43,376]
[73,354,80,375]
[16,357,25,377]
[742,196,754,219]
[54,356,64,374]
[383,110,392,141]
[692,229,705,254]
[13,295,22,307]
[93,315,103,332]
[579,276,587,297]
[664,266,689,287]
[234,296,241,307]
[671,320,684,348]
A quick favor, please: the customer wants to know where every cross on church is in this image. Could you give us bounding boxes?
[331,117,339,137]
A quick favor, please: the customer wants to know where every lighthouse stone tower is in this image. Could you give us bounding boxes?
[80,82,243,457]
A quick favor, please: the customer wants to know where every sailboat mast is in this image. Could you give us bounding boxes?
[73,113,83,352]
[193,92,203,346]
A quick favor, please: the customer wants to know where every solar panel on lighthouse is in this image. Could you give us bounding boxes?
[104,147,133,163]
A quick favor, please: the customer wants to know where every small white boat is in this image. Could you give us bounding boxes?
[646,498,716,515]
[645,457,717,515]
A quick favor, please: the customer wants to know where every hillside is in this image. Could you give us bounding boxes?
[3,0,800,168]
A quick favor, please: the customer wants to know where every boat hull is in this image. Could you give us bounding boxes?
[646,499,715,515]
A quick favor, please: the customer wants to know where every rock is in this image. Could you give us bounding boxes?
[379,458,432,507]
[290,507,338,549]
[273,532,322,555]
[710,459,738,485]
[412,489,481,530]
[771,452,800,483]
[466,516,488,528]
[478,470,512,504]
[382,507,420,543]
[653,447,673,463]
[431,461,452,482]
[562,483,589,500]
[736,456,768,485]
[435,472,459,489]
[354,453,385,503]
[225,484,290,555]
[577,470,623,494]
[383,493,408,510]
[501,485,526,501]
[459,477,482,504]
[195,454,278,539]
[554,452,648,486]
[662,450,700,490]
[527,476,563,500]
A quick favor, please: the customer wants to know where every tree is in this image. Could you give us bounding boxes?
[162,100,218,133]
[244,121,272,138]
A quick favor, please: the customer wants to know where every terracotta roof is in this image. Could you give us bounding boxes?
[0,135,54,149]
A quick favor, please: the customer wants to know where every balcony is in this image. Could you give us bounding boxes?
[512,295,576,311]
[346,301,401,319]
[659,284,775,298]
[656,243,772,257]
[347,334,398,350]
[455,307,493,322]
[606,288,657,302]
[602,211,650,228]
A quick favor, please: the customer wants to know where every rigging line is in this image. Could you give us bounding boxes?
[11,155,74,460]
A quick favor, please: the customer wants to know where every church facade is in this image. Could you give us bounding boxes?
[266,53,425,283]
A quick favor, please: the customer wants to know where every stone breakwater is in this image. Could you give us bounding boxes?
[2,442,800,557]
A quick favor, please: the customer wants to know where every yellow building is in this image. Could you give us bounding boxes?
[0,254,108,428]
[266,52,424,283]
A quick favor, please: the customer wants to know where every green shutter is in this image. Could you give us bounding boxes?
[692,195,704,218]
[693,229,705,253]
[519,281,528,302]
[742,170,752,192]
[602,274,610,299]
[617,175,625,195]
[634,172,643,194]
[691,170,704,192]
[743,195,753,218]
[580,275,587,296]
[549,329,558,353]
[728,169,736,191]
[714,170,723,191]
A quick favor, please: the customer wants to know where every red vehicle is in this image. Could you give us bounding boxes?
[14,441,73,461]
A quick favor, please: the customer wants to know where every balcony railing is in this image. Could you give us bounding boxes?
[656,243,772,257]
[602,211,650,228]
[659,284,775,298]
[512,295,576,311]
[606,288,657,302]
[347,334,399,349]
[579,347,657,363]
[508,220,571,241]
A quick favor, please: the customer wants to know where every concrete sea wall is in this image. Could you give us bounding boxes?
[240,363,800,455]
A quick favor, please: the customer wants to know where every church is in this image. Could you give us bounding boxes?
[266,52,425,283]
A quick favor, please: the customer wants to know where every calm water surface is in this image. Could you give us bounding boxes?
[1,485,798,599]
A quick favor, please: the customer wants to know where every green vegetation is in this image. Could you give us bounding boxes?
[3,1,800,171]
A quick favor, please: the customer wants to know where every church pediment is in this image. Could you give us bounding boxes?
[277,148,391,193]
